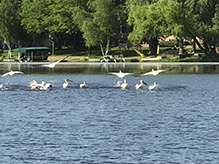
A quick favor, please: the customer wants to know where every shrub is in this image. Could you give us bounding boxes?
[159,41,177,47]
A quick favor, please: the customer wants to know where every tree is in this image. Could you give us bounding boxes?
[0,0,21,58]
[126,0,160,54]
[127,0,219,57]
[20,0,80,53]
[74,0,120,57]
[189,0,219,58]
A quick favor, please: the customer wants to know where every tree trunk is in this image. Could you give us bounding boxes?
[100,39,110,57]
[178,39,184,55]
[88,47,91,55]
[105,39,110,56]
[210,46,216,57]
[192,37,196,53]
[100,44,105,57]
[148,37,158,55]
[49,34,55,55]
[6,42,12,58]
[194,37,209,57]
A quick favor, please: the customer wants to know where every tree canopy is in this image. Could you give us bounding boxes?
[1,0,219,58]
[0,0,21,57]
[127,0,219,57]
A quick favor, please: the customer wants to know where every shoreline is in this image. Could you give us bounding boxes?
[1,61,219,65]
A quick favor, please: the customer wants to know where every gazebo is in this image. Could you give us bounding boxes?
[13,47,50,62]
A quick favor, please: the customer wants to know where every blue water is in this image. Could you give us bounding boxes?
[1,63,219,163]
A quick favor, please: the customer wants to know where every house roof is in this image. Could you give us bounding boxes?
[13,47,50,53]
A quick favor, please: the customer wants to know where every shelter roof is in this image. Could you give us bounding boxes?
[13,47,50,53]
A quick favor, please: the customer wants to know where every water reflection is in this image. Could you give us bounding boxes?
[0,62,219,74]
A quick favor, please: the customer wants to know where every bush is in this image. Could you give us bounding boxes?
[159,41,177,47]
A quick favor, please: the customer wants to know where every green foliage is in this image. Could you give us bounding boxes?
[127,0,219,57]
[127,0,194,44]
[159,41,177,47]
[0,0,20,43]
[20,0,79,34]
[75,0,119,48]
[0,0,219,60]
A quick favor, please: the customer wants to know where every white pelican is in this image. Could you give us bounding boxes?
[63,79,73,88]
[79,81,88,88]
[42,56,68,68]
[135,80,147,90]
[1,70,23,77]
[148,81,157,91]
[29,80,39,89]
[0,84,3,89]
[109,70,133,78]
[121,79,128,89]
[38,81,52,90]
[29,80,52,90]
[141,68,174,76]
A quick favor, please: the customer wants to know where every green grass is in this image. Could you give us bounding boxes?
[0,47,218,62]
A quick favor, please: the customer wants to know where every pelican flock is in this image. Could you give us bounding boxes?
[0,67,173,91]
[29,80,52,90]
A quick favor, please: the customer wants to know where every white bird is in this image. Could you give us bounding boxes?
[141,68,173,76]
[63,79,73,88]
[38,81,52,90]
[148,81,157,91]
[29,80,39,89]
[109,70,133,78]
[79,81,88,88]
[121,79,128,89]
[135,80,147,90]
[1,70,23,77]
[0,84,3,89]
[29,80,52,90]
[42,56,68,68]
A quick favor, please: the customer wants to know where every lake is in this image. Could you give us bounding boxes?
[0,62,219,163]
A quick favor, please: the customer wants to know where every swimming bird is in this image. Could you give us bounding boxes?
[79,81,88,88]
[109,70,133,78]
[29,80,52,90]
[140,68,174,76]
[121,79,128,89]
[29,80,39,89]
[148,81,157,91]
[1,70,23,77]
[135,80,147,90]
[38,81,52,90]
[42,56,68,68]
[63,79,73,88]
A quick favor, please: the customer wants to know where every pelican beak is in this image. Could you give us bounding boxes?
[67,79,73,82]
[143,81,148,85]
[28,80,34,84]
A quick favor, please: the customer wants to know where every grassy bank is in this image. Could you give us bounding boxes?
[0,46,216,62]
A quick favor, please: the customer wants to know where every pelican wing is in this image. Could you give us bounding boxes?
[109,71,133,78]
[109,72,119,76]
[1,72,10,77]
[123,73,134,76]
[42,56,68,68]
[13,71,23,74]
[1,70,23,77]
